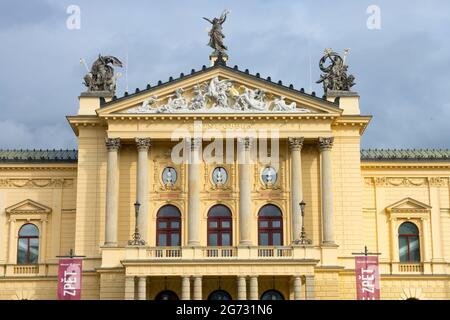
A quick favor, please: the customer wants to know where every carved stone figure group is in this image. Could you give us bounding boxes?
[83,55,123,93]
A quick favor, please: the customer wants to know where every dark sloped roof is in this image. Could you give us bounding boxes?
[1,149,449,163]
[361,149,450,162]
[100,63,339,108]
[0,149,78,163]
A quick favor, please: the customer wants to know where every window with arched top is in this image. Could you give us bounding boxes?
[156,205,181,246]
[258,204,283,246]
[208,205,232,246]
[260,289,285,300]
[17,224,39,264]
[155,290,179,300]
[398,222,420,263]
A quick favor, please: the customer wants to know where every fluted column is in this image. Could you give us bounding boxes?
[288,137,304,243]
[304,275,315,300]
[124,276,135,300]
[237,276,247,300]
[136,138,151,243]
[238,137,253,245]
[193,276,202,300]
[249,276,258,300]
[181,276,191,300]
[137,276,147,300]
[188,138,202,246]
[319,137,334,244]
[105,138,120,246]
[293,276,302,300]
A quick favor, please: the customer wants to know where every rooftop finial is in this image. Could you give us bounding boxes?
[204,10,230,65]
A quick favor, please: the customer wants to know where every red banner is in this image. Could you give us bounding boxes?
[57,258,83,300]
[355,256,380,300]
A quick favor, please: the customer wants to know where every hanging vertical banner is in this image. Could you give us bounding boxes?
[355,256,380,300]
[57,258,83,300]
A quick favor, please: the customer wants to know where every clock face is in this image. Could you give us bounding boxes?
[212,167,228,185]
[261,166,277,184]
[162,167,177,184]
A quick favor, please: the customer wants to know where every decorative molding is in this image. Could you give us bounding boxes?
[6,199,52,215]
[428,177,448,187]
[105,137,121,151]
[369,177,447,187]
[318,137,334,151]
[0,178,74,188]
[288,137,304,151]
[135,138,152,151]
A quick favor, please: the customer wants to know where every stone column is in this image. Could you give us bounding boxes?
[188,138,202,246]
[104,138,120,246]
[181,276,191,300]
[39,219,47,264]
[429,179,444,261]
[238,137,253,245]
[193,276,202,300]
[124,276,135,300]
[288,137,304,243]
[249,276,258,300]
[293,276,302,300]
[304,275,315,300]
[136,138,151,243]
[8,218,16,264]
[237,276,247,300]
[319,137,334,244]
[137,276,146,300]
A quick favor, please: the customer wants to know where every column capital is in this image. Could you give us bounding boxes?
[237,137,253,150]
[288,137,305,151]
[135,137,152,151]
[318,137,334,151]
[105,137,121,151]
[189,138,202,151]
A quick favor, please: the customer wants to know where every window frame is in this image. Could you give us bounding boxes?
[398,222,421,263]
[258,204,283,246]
[207,205,232,246]
[17,223,39,265]
[156,205,181,247]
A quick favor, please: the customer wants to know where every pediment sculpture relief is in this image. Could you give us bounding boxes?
[124,77,314,114]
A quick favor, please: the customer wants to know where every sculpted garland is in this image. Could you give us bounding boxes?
[126,77,313,114]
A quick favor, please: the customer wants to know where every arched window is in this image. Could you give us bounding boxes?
[208,205,232,246]
[155,290,179,300]
[261,290,284,300]
[208,290,232,300]
[157,205,181,246]
[258,204,283,246]
[399,222,420,262]
[17,224,39,264]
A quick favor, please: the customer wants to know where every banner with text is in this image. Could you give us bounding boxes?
[355,256,380,300]
[57,258,83,300]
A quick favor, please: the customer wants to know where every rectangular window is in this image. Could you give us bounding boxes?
[221,221,231,229]
[272,221,281,228]
[259,233,269,246]
[158,222,167,229]
[409,236,420,262]
[171,221,180,229]
[209,233,218,246]
[158,234,167,246]
[171,233,180,246]
[272,233,282,246]
[221,233,231,246]
[17,238,28,264]
[399,236,409,262]
[259,221,269,228]
[209,221,218,229]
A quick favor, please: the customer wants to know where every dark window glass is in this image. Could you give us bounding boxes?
[261,290,284,300]
[155,290,179,300]
[17,224,39,265]
[258,205,283,246]
[208,205,232,246]
[398,222,420,262]
[157,205,181,247]
[208,290,232,300]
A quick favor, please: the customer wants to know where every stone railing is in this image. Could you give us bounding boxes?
[13,265,40,275]
[397,263,424,273]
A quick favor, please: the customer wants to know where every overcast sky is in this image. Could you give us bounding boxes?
[0,0,449,150]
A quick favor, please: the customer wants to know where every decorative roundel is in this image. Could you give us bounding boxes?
[162,167,177,184]
[261,166,277,184]
[212,167,228,185]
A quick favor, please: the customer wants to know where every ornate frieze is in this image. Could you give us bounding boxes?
[124,77,314,114]
[428,177,449,187]
[0,178,74,188]
[367,177,449,187]
[288,137,305,151]
[318,137,334,151]
[135,138,152,151]
[105,138,121,151]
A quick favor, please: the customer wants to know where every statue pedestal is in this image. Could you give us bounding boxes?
[210,52,228,66]
[78,91,114,115]
[326,90,360,115]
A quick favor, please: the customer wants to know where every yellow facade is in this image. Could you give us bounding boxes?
[0,63,449,300]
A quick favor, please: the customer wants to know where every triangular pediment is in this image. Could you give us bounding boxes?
[386,197,431,212]
[6,199,52,215]
[97,65,342,116]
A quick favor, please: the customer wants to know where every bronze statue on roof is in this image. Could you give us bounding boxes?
[316,48,355,94]
[83,55,123,93]
[203,10,230,55]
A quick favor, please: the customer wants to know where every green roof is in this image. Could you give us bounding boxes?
[0,149,449,163]
[361,149,450,162]
[0,149,78,163]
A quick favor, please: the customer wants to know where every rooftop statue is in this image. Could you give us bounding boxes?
[316,48,355,94]
[83,55,123,93]
[203,10,230,55]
